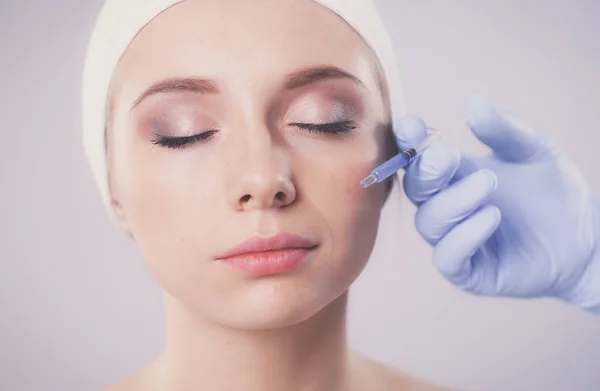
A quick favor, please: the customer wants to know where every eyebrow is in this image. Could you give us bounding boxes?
[283,66,366,90]
[130,66,365,111]
[130,78,219,111]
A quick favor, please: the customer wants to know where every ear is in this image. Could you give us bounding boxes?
[110,196,134,238]
[105,126,134,239]
[382,175,395,204]
[381,123,398,204]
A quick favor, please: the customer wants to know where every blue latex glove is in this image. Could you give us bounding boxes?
[397,94,600,315]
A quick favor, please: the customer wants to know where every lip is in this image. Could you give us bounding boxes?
[216,233,318,276]
[217,233,318,259]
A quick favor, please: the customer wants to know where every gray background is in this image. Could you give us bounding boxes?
[2,0,600,390]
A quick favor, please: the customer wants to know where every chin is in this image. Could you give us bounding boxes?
[206,278,344,331]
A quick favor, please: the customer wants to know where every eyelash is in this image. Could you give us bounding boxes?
[151,130,218,149]
[290,120,358,135]
[151,120,357,150]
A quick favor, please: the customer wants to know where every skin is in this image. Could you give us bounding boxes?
[103,0,455,390]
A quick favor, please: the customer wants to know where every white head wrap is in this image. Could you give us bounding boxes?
[82,0,406,226]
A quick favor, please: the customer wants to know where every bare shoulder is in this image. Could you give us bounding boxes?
[99,358,160,391]
[350,350,461,391]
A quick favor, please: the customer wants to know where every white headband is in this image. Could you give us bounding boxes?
[82,0,406,226]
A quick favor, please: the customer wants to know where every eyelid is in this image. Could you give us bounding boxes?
[289,120,358,135]
[283,93,360,122]
[140,100,219,131]
[145,111,218,137]
[150,130,218,149]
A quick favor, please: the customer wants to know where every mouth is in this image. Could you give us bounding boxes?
[215,233,319,277]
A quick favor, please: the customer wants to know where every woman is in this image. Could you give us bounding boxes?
[83,0,455,389]
[83,0,600,389]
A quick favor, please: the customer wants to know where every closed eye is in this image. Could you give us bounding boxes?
[151,130,218,149]
[150,120,357,150]
[290,120,358,135]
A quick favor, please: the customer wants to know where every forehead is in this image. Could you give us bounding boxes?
[112,0,381,102]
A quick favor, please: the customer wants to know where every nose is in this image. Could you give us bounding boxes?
[226,134,296,211]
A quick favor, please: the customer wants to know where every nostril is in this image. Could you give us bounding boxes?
[275,192,286,202]
[241,194,251,203]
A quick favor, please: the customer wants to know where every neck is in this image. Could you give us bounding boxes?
[156,291,351,391]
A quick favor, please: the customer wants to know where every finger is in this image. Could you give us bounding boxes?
[432,204,501,292]
[415,169,497,244]
[403,140,461,205]
[393,115,429,151]
[466,94,559,162]
[450,153,481,185]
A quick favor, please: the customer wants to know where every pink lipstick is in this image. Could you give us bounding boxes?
[216,233,318,277]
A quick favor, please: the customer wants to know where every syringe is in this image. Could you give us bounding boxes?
[360,127,441,189]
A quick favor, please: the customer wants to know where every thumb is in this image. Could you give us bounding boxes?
[393,115,429,151]
[466,94,559,162]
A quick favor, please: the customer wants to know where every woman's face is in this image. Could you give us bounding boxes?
[108,0,395,329]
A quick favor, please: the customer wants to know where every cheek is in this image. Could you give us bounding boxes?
[114,137,219,256]
[114,146,231,303]
[323,158,386,262]
[296,126,388,268]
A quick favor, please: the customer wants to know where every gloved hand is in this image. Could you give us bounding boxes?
[396,94,600,315]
